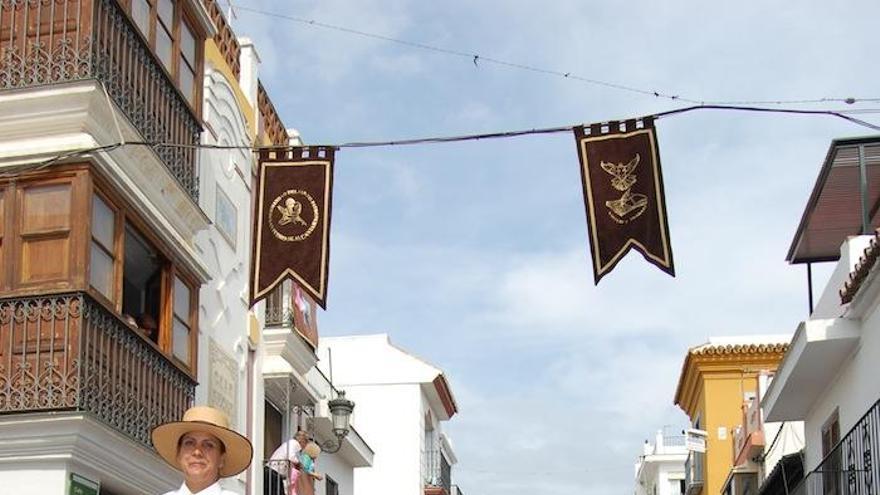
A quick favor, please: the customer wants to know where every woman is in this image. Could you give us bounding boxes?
[152,406,253,495]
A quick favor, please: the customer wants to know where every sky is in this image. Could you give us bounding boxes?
[229,2,880,494]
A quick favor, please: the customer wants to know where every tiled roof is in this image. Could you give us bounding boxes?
[840,230,880,304]
[689,342,789,356]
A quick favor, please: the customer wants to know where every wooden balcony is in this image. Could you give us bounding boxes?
[0,0,201,201]
[0,291,195,446]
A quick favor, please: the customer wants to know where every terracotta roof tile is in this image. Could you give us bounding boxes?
[840,230,880,304]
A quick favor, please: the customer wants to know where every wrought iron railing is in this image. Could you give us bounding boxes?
[424,448,452,494]
[265,284,293,327]
[685,450,705,495]
[0,0,201,200]
[264,459,315,495]
[791,399,880,495]
[0,292,195,447]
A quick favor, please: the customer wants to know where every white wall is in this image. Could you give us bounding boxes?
[0,466,68,495]
[803,297,880,470]
[345,383,423,495]
[192,64,258,495]
[316,448,356,495]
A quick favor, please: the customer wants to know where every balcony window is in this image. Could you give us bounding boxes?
[85,186,199,370]
[90,194,117,300]
[1,170,200,373]
[122,223,163,343]
[123,0,203,111]
[172,275,192,363]
[132,0,151,37]
[180,21,198,104]
[0,187,5,286]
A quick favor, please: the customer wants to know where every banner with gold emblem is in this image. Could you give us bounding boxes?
[573,118,674,283]
[250,147,334,309]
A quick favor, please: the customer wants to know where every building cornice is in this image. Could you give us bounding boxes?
[674,343,789,415]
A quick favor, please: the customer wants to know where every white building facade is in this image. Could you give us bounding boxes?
[0,1,371,493]
[762,137,880,495]
[318,334,461,495]
[634,431,688,495]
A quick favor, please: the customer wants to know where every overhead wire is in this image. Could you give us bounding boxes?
[17,103,880,166]
[230,3,880,107]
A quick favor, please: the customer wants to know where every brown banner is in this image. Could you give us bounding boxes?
[251,147,334,309]
[573,118,674,284]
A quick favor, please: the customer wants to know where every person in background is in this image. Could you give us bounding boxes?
[269,430,310,494]
[299,442,324,482]
[138,313,158,342]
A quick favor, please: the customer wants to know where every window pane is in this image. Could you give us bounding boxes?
[173,317,190,362]
[122,224,162,324]
[181,21,196,66]
[157,26,173,71]
[158,0,173,27]
[0,191,5,279]
[180,63,195,104]
[132,0,150,37]
[91,195,115,249]
[174,276,190,319]
[90,242,114,299]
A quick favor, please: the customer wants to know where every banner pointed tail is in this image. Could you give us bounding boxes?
[250,146,335,309]
[573,118,674,284]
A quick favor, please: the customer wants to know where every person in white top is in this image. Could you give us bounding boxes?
[151,406,253,495]
[269,429,309,471]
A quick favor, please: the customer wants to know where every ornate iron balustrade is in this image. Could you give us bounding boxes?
[0,292,195,447]
[0,0,200,200]
[264,460,315,495]
[792,399,880,495]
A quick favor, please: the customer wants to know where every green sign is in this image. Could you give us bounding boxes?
[69,473,100,495]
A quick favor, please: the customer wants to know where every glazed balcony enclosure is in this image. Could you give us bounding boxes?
[424,448,452,495]
[0,164,202,446]
[0,0,215,201]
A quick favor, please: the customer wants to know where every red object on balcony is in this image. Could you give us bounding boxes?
[733,396,766,466]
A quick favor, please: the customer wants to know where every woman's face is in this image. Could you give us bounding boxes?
[177,431,226,485]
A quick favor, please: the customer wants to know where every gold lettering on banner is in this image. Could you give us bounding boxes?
[601,153,647,224]
[269,189,319,242]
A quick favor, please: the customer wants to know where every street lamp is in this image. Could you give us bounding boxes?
[321,390,354,453]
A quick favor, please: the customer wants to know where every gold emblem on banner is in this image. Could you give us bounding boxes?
[601,154,647,224]
[269,189,319,242]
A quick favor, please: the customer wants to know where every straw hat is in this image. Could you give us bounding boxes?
[151,406,253,477]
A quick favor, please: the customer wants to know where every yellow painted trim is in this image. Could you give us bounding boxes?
[204,40,256,141]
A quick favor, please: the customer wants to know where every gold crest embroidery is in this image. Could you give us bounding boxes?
[601,153,647,223]
[269,189,319,241]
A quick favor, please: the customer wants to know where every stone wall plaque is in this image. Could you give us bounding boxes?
[208,338,239,428]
